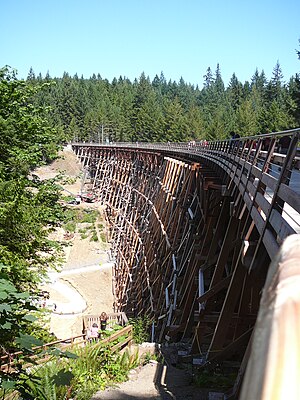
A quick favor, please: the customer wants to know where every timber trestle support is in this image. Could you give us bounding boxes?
[72,128,300,398]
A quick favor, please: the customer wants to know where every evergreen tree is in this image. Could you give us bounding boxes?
[227,73,243,111]
[163,97,188,142]
[19,60,299,144]
[251,69,267,93]
[185,105,206,140]
[203,66,214,89]
[236,97,259,136]
[214,63,225,98]
[0,67,63,289]
[289,42,300,126]
[289,74,300,126]
[267,61,284,102]
[27,66,36,81]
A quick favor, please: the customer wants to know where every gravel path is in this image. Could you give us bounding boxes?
[91,360,215,400]
[37,147,114,339]
[92,362,162,399]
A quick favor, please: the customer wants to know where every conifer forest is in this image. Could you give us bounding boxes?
[27,59,300,144]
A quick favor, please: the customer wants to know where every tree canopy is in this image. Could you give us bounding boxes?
[0,67,64,359]
[24,57,300,143]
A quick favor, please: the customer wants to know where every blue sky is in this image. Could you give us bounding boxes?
[1,0,300,87]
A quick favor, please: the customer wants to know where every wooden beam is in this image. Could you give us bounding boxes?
[206,260,247,360]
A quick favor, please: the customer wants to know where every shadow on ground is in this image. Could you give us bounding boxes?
[91,343,224,399]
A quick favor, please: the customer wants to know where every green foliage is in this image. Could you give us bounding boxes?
[1,350,77,400]
[62,209,101,242]
[119,348,140,370]
[0,67,67,399]
[0,175,64,288]
[141,350,162,365]
[64,220,77,233]
[22,58,299,144]
[0,270,76,400]
[194,369,237,390]
[24,363,74,400]
[129,316,151,344]
[25,311,57,343]
[0,270,38,351]
[20,338,140,400]
[100,232,107,242]
[66,343,140,398]
[79,209,99,224]
[0,67,62,175]
[91,230,99,242]
[0,68,65,291]
[1,322,144,400]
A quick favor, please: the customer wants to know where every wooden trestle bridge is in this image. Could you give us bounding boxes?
[72,128,300,398]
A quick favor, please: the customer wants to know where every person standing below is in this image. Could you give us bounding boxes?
[278,135,291,154]
[231,131,240,140]
[229,131,240,150]
[75,193,82,205]
[100,312,108,331]
[87,322,99,342]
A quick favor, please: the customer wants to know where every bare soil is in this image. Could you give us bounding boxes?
[36,147,114,339]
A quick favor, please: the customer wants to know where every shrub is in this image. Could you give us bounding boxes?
[100,233,107,242]
[129,316,151,344]
[79,210,98,224]
[91,232,99,242]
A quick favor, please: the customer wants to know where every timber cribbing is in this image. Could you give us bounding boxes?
[72,128,300,395]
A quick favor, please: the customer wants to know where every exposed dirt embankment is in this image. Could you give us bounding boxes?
[36,147,114,339]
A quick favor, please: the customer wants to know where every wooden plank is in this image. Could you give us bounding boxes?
[269,208,296,241]
[250,205,265,234]
[207,261,247,360]
[260,172,277,192]
[278,183,300,213]
[207,328,253,363]
[262,228,280,260]
[209,216,239,288]
[255,191,271,216]
[197,275,232,303]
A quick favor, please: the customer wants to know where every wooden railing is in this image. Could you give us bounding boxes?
[0,334,85,371]
[75,128,300,163]
[72,128,300,261]
[82,312,129,336]
[1,324,133,373]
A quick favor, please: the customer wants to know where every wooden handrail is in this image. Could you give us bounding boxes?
[0,334,85,364]
[82,312,128,334]
[240,234,300,400]
[73,128,300,261]
[1,325,133,372]
[1,312,129,366]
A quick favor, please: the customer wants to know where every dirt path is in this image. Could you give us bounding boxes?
[36,147,114,339]
[91,360,218,400]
